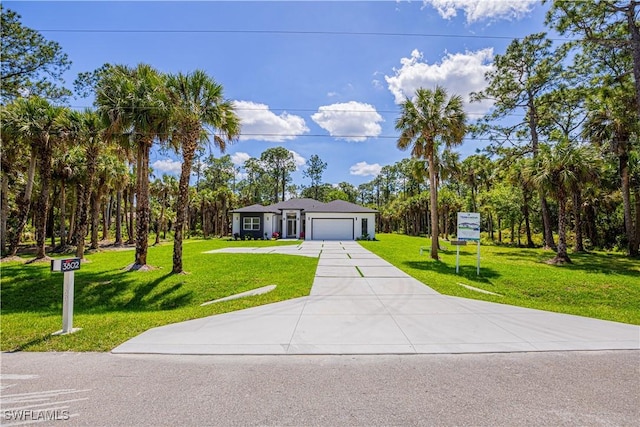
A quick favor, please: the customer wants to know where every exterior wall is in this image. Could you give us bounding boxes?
[239,213,263,239]
[305,212,376,240]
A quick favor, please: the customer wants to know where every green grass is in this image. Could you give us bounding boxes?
[360,233,640,325]
[1,239,316,352]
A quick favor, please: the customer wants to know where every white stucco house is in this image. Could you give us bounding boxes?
[231,198,377,240]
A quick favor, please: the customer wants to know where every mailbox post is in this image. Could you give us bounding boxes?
[51,258,82,335]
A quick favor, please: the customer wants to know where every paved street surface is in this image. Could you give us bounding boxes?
[1,351,638,426]
[114,241,640,355]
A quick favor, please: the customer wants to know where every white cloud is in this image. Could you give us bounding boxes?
[422,0,537,23]
[385,48,494,115]
[349,161,382,177]
[234,100,309,142]
[230,151,251,166]
[152,159,182,176]
[289,150,306,170]
[311,101,384,142]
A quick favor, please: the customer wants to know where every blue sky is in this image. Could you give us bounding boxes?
[7,0,549,187]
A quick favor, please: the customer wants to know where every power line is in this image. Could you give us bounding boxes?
[37,28,576,42]
[65,105,527,118]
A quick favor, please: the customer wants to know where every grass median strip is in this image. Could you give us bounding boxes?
[359,233,640,325]
[1,239,316,352]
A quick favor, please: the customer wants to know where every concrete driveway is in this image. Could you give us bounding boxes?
[112,241,640,355]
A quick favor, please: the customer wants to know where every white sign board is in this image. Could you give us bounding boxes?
[457,212,480,241]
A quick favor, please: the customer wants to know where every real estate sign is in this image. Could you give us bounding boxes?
[457,212,480,241]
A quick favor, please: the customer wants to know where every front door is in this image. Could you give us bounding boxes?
[287,215,297,238]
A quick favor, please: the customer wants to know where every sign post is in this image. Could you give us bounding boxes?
[450,240,467,273]
[456,212,481,275]
[51,258,82,335]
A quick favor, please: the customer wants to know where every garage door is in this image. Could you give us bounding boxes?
[311,218,354,240]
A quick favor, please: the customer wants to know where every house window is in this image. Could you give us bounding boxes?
[361,218,368,236]
[243,217,260,230]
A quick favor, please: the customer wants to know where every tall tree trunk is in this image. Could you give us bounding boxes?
[488,213,494,241]
[540,195,555,250]
[74,182,86,258]
[134,141,152,267]
[114,189,123,246]
[529,98,555,250]
[634,186,640,255]
[522,190,534,247]
[103,193,112,241]
[68,186,77,243]
[173,135,198,274]
[443,206,449,240]
[128,186,135,244]
[48,195,56,249]
[8,154,37,256]
[428,150,439,260]
[585,204,598,248]
[201,200,208,239]
[573,190,585,252]
[626,1,640,122]
[1,173,9,255]
[59,181,67,246]
[510,219,515,244]
[620,152,638,256]
[156,192,165,245]
[553,190,571,264]
[123,188,129,241]
[498,218,502,243]
[517,219,523,246]
[281,168,286,202]
[75,145,97,259]
[90,183,105,250]
[34,142,53,259]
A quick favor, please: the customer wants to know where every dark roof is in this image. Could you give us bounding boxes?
[269,198,325,211]
[304,200,378,213]
[234,198,377,214]
[232,204,280,214]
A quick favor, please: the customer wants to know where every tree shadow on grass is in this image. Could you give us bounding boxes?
[4,332,55,353]
[403,260,501,284]
[493,249,640,278]
[124,276,193,311]
[563,252,640,278]
[1,263,193,314]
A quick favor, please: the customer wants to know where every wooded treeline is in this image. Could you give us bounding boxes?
[1,1,639,272]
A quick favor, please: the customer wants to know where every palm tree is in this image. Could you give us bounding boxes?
[166,70,239,274]
[531,142,594,264]
[64,109,105,259]
[96,64,171,269]
[0,101,33,257]
[396,86,466,260]
[583,83,639,256]
[2,97,67,259]
[150,174,177,245]
[51,144,80,248]
[568,146,600,253]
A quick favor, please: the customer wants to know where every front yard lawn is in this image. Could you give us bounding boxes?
[359,233,640,325]
[1,239,316,351]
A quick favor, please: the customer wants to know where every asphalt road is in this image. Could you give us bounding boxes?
[1,351,638,426]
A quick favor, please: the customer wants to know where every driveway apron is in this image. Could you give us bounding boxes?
[112,241,640,355]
